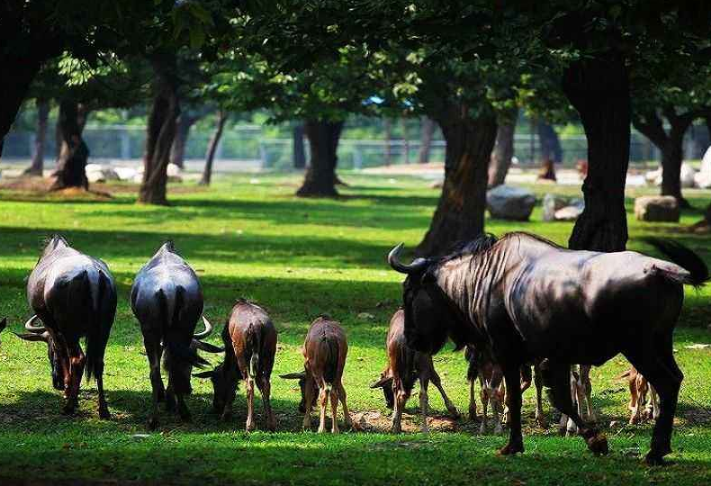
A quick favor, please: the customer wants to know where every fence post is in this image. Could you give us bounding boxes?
[120,130,131,159]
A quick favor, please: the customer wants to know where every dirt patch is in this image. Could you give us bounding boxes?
[352,410,459,433]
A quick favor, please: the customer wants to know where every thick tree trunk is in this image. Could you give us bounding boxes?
[49,100,90,191]
[297,120,343,197]
[170,114,198,169]
[0,54,44,157]
[418,116,436,164]
[199,110,227,186]
[138,53,180,205]
[293,124,306,169]
[416,110,498,257]
[660,135,687,207]
[488,120,516,187]
[537,121,562,163]
[24,99,49,176]
[563,55,631,252]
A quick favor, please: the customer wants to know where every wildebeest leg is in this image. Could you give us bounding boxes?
[391,379,406,433]
[647,385,660,421]
[498,366,523,455]
[493,382,505,435]
[330,388,340,434]
[336,382,353,429]
[245,376,256,432]
[419,376,430,433]
[479,378,489,434]
[533,363,546,427]
[469,377,478,421]
[95,359,110,419]
[317,385,328,433]
[143,335,164,429]
[64,343,86,415]
[580,365,596,422]
[176,393,191,422]
[545,363,607,455]
[430,369,459,418]
[624,343,682,466]
[258,376,276,431]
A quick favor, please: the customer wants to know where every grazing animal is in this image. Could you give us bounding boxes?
[195,299,277,431]
[371,309,459,433]
[465,345,505,434]
[560,364,596,435]
[0,318,7,344]
[16,235,116,417]
[388,233,708,465]
[620,366,659,425]
[281,316,352,433]
[130,241,221,429]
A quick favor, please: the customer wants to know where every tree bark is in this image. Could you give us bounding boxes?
[293,124,306,169]
[418,116,436,164]
[416,108,498,257]
[24,99,50,176]
[199,110,227,186]
[488,120,516,187]
[297,120,343,197]
[49,100,90,190]
[0,55,45,158]
[138,53,180,205]
[633,110,693,208]
[170,114,198,169]
[563,55,631,252]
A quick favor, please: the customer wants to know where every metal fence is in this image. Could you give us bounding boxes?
[2,124,705,171]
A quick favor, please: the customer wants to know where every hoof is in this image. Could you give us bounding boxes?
[448,408,461,419]
[147,417,159,430]
[498,442,524,456]
[98,408,111,420]
[62,403,77,416]
[645,451,669,466]
[220,412,232,422]
[536,417,547,428]
[586,433,609,456]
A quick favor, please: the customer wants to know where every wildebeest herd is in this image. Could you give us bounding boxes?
[0,232,706,466]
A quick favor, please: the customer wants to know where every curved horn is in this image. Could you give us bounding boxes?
[387,244,430,274]
[193,340,224,353]
[13,331,50,343]
[24,315,45,333]
[193,316,213,339]
[280,372,306,380]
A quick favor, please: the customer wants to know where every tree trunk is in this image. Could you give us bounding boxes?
[49,100,90,191]
[293,124,306,169]
[297,120,343,197]
[24,99,49,176]
[384,118,392,166]
[0,54,44,158]
[488,120,516,187]
[138,53,180,205]
[416,110,498,257]
[199,110,227,186]
[563,55,631,252]
[418,116,436,164]
[170,114,198,169]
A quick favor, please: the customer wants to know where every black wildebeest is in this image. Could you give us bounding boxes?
[16,235,117,417]
[281,316,352,433]
[388,232,707,465]
[371,309,458,433]
[130,241,221,429]
[0,318,7,344]
[195,299,278,431]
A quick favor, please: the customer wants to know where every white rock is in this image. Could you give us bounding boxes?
[542,194,568,222]
[554,205,584,221]
[645,168,662,186]
[167,163,182,177]
[680,162,697,188]
[634,195,679,222]
[114,167,138,181]
[486,185,536,221]
[85,164,119,183]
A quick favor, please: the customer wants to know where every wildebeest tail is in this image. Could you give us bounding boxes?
[158,285,207,368]
[321,335,339,389]
[464,346,478,382]
[85,268,109,382]
[246,322,260,382]
[644,238,710,287]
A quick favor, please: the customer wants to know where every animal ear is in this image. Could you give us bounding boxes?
[13,331,49,343]
[193,339,224,353]
[370,376,392,389]
[280,372,306,380]
[193,370,215,379]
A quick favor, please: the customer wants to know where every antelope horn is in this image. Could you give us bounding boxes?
[280,372,306,380]
[193,316,213,339]
[387,244,430,274]
[24,315,45,333]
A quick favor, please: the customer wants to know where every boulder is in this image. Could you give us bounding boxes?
[645,168,662,186]
[554,204,584,221]
[486,185,536,221]
[542,194,568,221]
[167,163,183,183]
[114,166,138,181]
[85,164,120,183]
[634,196,680,222]
[695,147,711,188]
[680,163,697,188]
[542,194,584,222]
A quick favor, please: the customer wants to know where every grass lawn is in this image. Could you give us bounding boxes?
[0,172,710,485]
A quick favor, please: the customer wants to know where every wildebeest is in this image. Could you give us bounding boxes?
[388,232,707,465]
[130,241,221,429]
[464,345,505,434]
[16,235,117,417]
[281,316,352,433]
[370,309,459,433]
[0,318,7,345]
[620,366,659,425]
[195,299,277,431]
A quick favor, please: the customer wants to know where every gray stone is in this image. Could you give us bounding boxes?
[542,193,568,221]
[85,164,120,183]
[542,194,584,222]
[555,205,584,221]
[486,185,536,221]
[634,196,680,222]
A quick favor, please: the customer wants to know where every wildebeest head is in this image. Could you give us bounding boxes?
[194,361,233,413]
[388,243,473,356]
[280,371,316,413]
[370,371,394,409]
[14,315,65,390]
[164,317,223,394]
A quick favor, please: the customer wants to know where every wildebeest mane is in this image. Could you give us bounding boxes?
[437,233,499,264]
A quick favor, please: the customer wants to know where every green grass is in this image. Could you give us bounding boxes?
[1,173,710,485]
